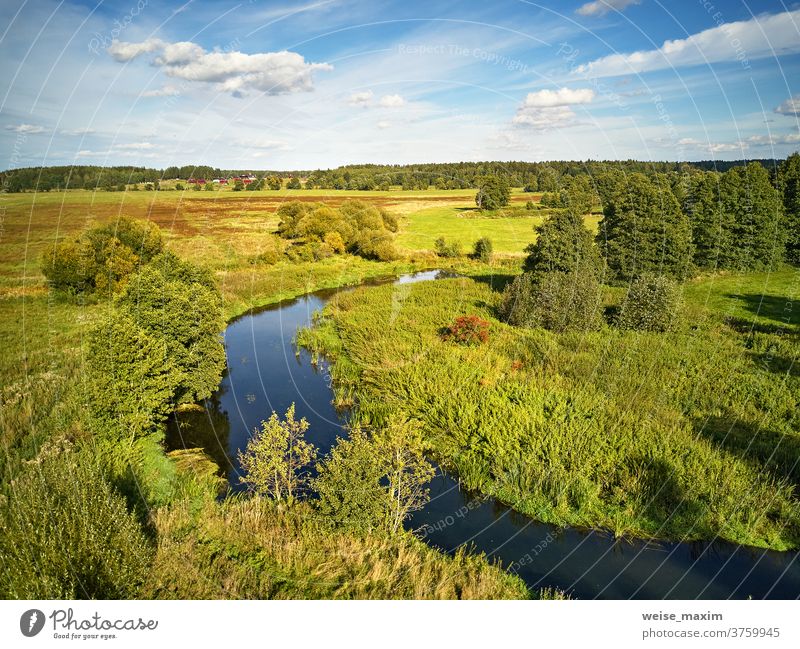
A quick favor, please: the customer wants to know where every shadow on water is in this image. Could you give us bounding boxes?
[167,270,800,599]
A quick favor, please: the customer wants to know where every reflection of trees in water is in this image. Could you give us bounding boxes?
[165,393,233,478]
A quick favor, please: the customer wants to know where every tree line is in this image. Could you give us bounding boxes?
[0,157,785,192]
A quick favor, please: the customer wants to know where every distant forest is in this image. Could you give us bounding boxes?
[0,158,785,192]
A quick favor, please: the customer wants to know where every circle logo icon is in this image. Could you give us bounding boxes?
[20,609,45,637]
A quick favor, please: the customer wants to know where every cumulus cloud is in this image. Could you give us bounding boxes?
[107,39,332,96]
[348,92,406,108]
[670,133,800,153]
[775,95,800,117]
[378,94,405,107]
[348,90,374,107]
[115,142,155,150]
[512,88,595,129]
[576,0,639,17]
[377,120,391,129]
[107,38,164,62]
[575,9,800,77]
[61,127,96,135]
[142,85,181,97]
[5,123,45,134]
[746,133,800,146]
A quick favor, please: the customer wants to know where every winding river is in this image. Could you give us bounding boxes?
[167,270,800,599]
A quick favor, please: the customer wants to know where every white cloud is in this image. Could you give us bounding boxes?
[575,9,800,77]
[576,0,639,17]
[377,120,391,129]
[775,95,800,117]
[670,133,800,153]
[512,88,595,129]
[378,93,405,107]
[142,85,181,97]
[107,38,164,62]
[107,39,332,96]
[5,123,45,134]
[61,127,96,135]
[348,90,374,107]
[746,133,800,146]
[115,142,155,150]
[676,137,742,153]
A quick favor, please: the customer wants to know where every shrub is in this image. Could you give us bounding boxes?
[616,273,683,332]
[42,218,163,294]
[525,200,535,210]
[500,271,603,332]
[324,231,346,254]
[441,315,490,345]
[434,237,461,258]
[0,447,152,598]
[472,237,493,262]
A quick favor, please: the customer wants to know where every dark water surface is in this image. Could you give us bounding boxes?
[167,271,800,599]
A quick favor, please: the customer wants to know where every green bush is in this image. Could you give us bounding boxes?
[471,237,493,262]
[434,237,461,258]
[0,447,152,598]
[616,273,683,332]
[500,271,603,332]
[42,218,163,294]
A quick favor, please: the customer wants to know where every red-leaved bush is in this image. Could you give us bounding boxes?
[441,315,490,345]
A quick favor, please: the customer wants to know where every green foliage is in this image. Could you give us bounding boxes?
[475,175,511,210]
[524,209,601,279]
[434,236,462,258]
[286,176,302,189]
[616,273,683,332]
[598,173,692,280]
[275,200,398,261]
[471,236,493,262]
[779,152,800,264]
[116,253,225,404]
[0,446,152,598]
[718,162,785,270]
[500,271,603,332]
[684,171,727,269]
[314,418,435,535]
[86,311,180,436]
[42,217,163,294]
[239,404,317,503]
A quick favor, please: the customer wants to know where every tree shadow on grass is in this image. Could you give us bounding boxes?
[469,273,517,293]
[724,293,799,329]
[695,414,800,489]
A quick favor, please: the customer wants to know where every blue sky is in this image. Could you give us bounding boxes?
[1,0,799,169]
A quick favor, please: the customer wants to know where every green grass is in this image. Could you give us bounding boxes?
[299,269,800,550]
[146,497,536,599]
[397,205,602,255]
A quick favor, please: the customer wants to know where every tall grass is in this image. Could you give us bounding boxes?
[299,273,800,550]
[145,497,533,599]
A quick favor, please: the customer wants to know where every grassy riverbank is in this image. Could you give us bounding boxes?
[298,268,800,550]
